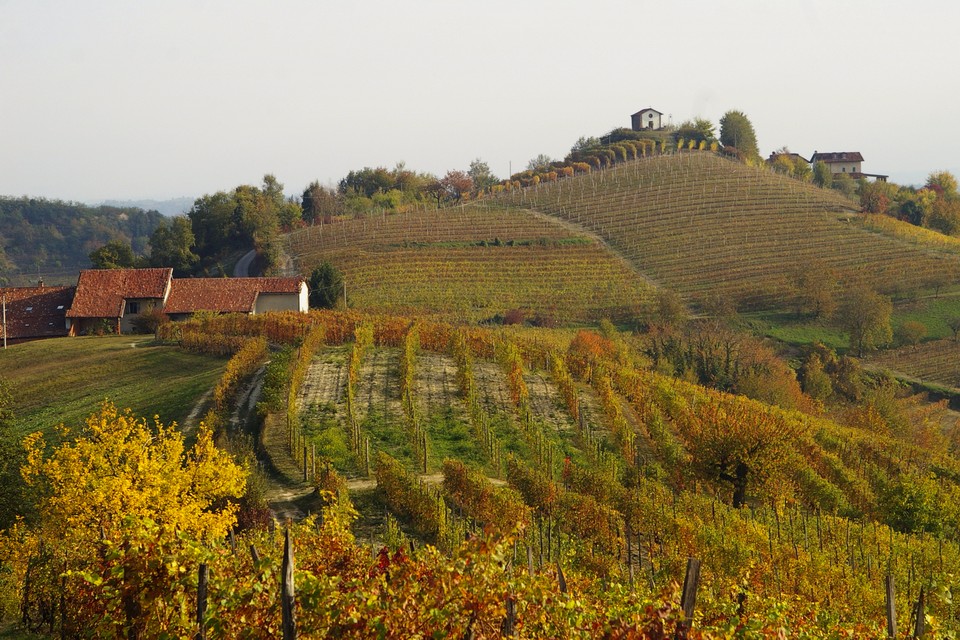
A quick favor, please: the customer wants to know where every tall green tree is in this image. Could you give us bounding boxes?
[88,240,138,269]
[148,217,198,275]
[719,110,759,159]
[308,262,343,309]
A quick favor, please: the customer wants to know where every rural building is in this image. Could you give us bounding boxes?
[0,284,75,345]
[631,108,663,131]
[810,151,888,182]
[66,268,173,335]
[64,268,308,335]
[163,277,308,320]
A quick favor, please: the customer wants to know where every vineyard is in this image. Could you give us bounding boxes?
[865,338,960,389]
[11,310,947,635]
[490,152,960,309]
[284,205,655,323]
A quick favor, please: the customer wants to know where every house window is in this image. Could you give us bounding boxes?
[841,167,846,172]
[126,301,140,314]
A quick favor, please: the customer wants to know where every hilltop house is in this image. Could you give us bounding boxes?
[64,268,308,335]
[631,108,663,131]
[0,284,75,345]
[810,151,888,182]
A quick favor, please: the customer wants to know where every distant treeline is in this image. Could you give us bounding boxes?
[0,197,164,285]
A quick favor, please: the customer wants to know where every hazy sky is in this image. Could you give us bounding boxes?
[1,0,957,204]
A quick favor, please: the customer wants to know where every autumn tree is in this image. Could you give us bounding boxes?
[839,288,892,355]
[678,393,801,508]
[467,158,499,193]
[89,239,138,269]
[526,153,555,172]
[439,170,473,203]
[676,118,716,145]
[792,261,838,319]
[301,180,344,224]
[718,110,759,160]
[925,170,959,199]
[16,404,246,635]
[812,160,833,188]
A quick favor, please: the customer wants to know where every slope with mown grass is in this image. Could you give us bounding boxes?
[0,335,227,437]
[285,204,655,324]
[491,152,960,310]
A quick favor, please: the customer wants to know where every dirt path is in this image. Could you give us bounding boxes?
[474,360,511,414]
[179,388,213,437]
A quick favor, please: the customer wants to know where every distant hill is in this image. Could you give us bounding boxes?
[0,196,165,286]
[98,196,195,217]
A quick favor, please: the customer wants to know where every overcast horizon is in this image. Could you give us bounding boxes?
[2,0,958,203]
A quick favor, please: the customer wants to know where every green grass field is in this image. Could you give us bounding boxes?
[0,335,227,437]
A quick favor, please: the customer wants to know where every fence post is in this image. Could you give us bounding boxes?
[281,529,296,640]
[676,557,701,639]
[886,574,897,640]
[195,563,209,640]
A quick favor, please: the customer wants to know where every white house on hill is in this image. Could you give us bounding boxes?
[631,108,663,131]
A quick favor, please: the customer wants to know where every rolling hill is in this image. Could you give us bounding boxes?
[491,152,960,309]
[286,204,656,324]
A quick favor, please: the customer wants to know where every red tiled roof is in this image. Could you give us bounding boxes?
[66,268,172,318]
[0,286,75,340]
[811,152,864,163]
[163,277,304,314]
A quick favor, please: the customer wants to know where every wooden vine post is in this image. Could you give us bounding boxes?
[676,557,701,639]
[282,529,297,640]
[885,574,897,640]
[195,563,209,640]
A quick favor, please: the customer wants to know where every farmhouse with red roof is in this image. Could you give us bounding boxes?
[0,284,75,345]
[163,277,308,320]
[64,268,308,335]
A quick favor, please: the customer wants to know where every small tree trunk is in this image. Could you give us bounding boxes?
[732,462,749,509]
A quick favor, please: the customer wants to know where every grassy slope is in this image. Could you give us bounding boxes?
[284,204,655,324]
[0,335,226,437]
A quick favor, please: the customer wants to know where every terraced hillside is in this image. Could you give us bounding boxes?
[492,153,960,309]
[285,205,655,323]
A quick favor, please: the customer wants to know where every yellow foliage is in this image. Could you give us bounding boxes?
[23,403,246,543]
